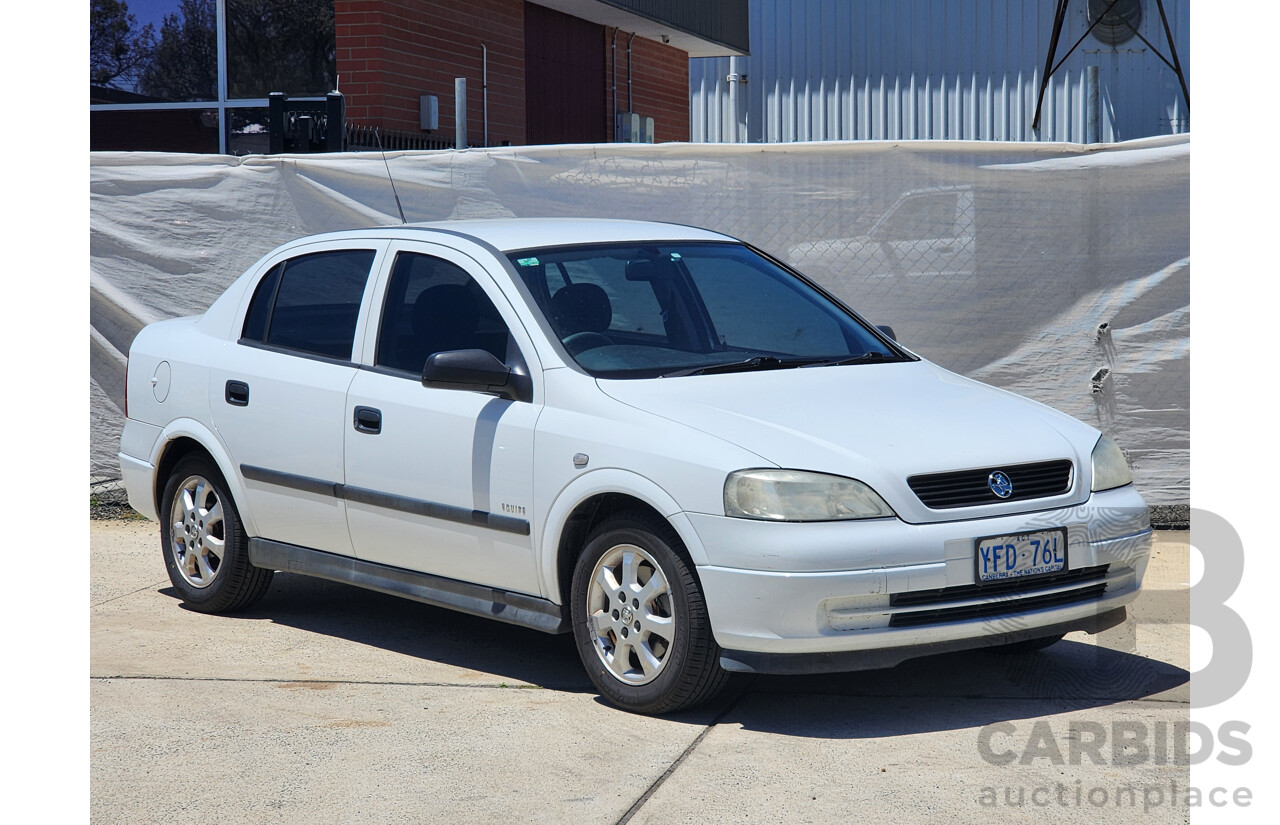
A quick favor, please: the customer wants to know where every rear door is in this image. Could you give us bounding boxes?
[343,241,544,594]
[209,240,386,555]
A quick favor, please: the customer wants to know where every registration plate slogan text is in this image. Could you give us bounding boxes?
[975,528,1067,582]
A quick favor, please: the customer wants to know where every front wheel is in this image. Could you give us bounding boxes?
[159,455,273,613]
[570,511,728,714]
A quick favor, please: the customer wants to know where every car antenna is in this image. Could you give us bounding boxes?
[374,128,407,225]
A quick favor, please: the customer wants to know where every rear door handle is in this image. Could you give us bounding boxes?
[225,380,250,407]
[353,406,382,434]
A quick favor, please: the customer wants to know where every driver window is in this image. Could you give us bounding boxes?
[375,252,512,374]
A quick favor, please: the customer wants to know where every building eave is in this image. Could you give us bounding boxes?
[528,0,749,56]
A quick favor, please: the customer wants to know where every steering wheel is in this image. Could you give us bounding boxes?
[563,331,613,356]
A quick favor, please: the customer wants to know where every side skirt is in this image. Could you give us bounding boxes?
[247,538,569,634]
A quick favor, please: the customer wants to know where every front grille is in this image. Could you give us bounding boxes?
[887,564,1109,628]
[908,459,1073,509]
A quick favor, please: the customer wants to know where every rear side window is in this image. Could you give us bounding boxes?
[240,249,375,360]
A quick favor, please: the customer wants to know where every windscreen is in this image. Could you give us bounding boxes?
[507,242,905,378]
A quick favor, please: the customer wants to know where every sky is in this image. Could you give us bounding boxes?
[124,0,179,30]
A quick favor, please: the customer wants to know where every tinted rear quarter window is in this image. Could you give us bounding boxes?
[241,262,282,342]
[241,249,375,360]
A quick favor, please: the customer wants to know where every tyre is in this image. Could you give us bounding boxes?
[992,633,1065,655]
[160,455,273,613]
[569,511,729,714]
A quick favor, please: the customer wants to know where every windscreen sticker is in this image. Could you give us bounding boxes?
[517,257,540,267]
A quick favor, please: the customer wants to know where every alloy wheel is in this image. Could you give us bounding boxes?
[585,543,675,685]
[168,474,226,589]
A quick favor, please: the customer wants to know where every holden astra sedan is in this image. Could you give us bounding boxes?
[118,218,1152,714]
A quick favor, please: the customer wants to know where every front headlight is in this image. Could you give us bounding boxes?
[1090,436,1133,492]
[724,469,896,521]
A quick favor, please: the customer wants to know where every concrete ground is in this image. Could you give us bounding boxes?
[91,521,1190,824]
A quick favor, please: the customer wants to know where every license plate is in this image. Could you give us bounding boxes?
[975,528,1067,582]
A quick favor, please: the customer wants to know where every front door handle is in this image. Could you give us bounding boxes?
[225,380,250,407]
[353,406,382,434]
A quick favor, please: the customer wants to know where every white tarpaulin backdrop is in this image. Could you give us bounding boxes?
[90,136,1189,502]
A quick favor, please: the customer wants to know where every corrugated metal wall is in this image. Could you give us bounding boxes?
[690,0,1189,143]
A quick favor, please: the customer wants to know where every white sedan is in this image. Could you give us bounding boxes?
[119,218,1152,713]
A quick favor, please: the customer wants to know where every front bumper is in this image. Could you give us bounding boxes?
[687,485,1152,671]
[720,607,1129,674]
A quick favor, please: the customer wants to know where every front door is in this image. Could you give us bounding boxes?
[343,242,543,595]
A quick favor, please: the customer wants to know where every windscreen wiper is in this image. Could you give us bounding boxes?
[803,351,912,366]
[662,351,912,378]
[661,356,829,378]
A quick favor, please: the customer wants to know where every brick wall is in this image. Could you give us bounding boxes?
[335,0,526,146]
[604,31,690,143]
[336,2,693,147]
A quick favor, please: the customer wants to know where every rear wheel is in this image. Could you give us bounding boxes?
[570,511,728,714]
[160,455,273,613]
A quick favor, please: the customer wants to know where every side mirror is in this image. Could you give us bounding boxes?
[422,349,531,402]
[876,324,897,342]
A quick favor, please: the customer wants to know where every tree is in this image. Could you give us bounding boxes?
[139,0,218,101]
[226,0,335,98]
[90,0,155,89]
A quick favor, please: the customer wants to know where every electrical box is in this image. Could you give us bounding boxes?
[615,112,637,142]
[615,112,655,143]
[420,95,439,131]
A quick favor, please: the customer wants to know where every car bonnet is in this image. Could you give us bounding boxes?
[595,359,1098,523]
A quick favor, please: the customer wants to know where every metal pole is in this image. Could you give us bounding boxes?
[1031,0,1070,132]
[481,44,489,147]
[216,0,228,154]
[268,92,285,154]
[611,28,619,140]
[455,77,467,149]
[1154,0,1190,113]
[727,58,739,143]
[1085,65,1100,143]
[627,32,637,113]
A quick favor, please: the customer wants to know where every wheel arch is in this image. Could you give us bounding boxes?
[150,419,259,536]
[539,469,710,606]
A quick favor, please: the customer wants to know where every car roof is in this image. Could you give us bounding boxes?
[333,218,738,253]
